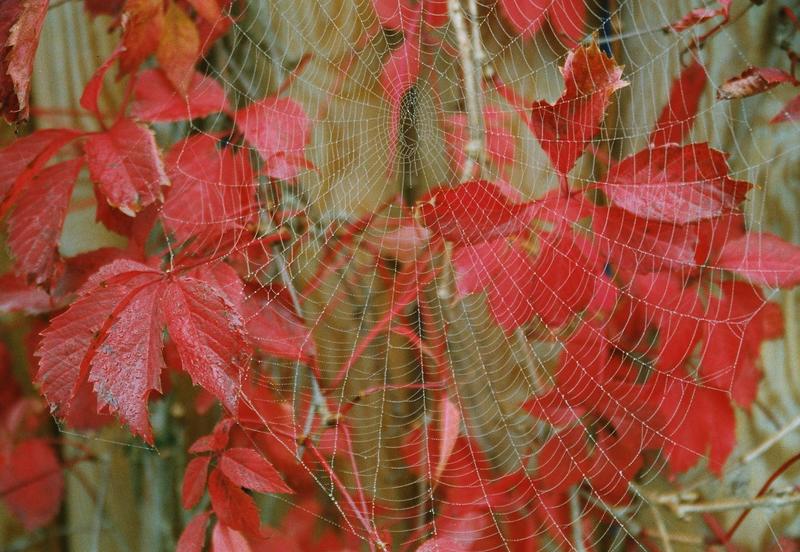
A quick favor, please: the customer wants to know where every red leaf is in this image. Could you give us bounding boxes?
[162,134,256,251]
[0,439,64,530]
[119,0,165,75]
[161,276,248,415]
[417,180,535,244]
[176,511,210,552]
[600,144,750,224]
[36,259,248,442]
[244,285,315,364]
[771,93,800,124]
[380,38,420,171]
[372,0,418,32]
[497,0,548,38]
[156,2,200,94]
[85,118,168,216]
[212,522,253,552]
[452,238,537,331]
[182,455,211,509]
[219,447,293,494]
[0,129,80,202]
[653,376,736,475]
[592,206,698,274]
[548,0,587,46]
[699,281,775,408]
[528,43,627,175]
[417,537,464,552]
[715,232,800,288]
[717,67,797,100]
[533,427,586,493]
[208,468,262,535]
[189,418,234,453]
[236,97,310,165]
[187,0,222,22]
[0,273,52,314]
[0,0,48,122]
[80,47,124,118]
[131,68,229,122]
[670,0,731,32]
[432,398,460,484]
[6,158,84,284]
[650,61,707,147]
[85,0,124,16]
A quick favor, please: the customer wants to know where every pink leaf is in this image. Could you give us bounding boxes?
[714,232,800,288]
[131,69,229,122]
[236,97,310,164]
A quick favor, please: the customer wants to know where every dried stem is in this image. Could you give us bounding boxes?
[448,0,485,180]
[743,414,800,464]
[671,491,800,517]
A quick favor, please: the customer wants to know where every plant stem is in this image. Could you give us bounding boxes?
[448,0,485,180]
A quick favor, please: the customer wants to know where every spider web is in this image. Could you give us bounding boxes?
[38,0,800,550]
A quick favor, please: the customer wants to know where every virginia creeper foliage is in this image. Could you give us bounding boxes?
[1,0,800,550]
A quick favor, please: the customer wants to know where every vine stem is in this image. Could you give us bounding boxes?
[448,0,485,180]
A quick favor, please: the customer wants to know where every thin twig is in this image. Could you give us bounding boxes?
[648,501,674,552]
[673,491,800,517]
[743,414,800,464]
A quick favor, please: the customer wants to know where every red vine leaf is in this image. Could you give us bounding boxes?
[212,522,253,552]
[417,180,534,244]
[6,158,83,285]
[771,93,800,124]
[499,0,586,44]
[0,0,48,122]
[156,2,200,95]
[236,97,310,169]
[182,455,211,510]
[650,61,707,147]
[208,468,262,536]
[162,134,256,251]
[119,0,165,75]
[176,511,210,552]
[218,447,293,494]
[187,0,223,23]
[131,68,229,122]
[669,0,731,32]
[600,143,750,224]
[0,438,64,530]
[717,67,797,100]
[84,118,169,216]
[79,47,124,119]
[714,232,800,288]
[36,259,248,443]
[528,42,627,175]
